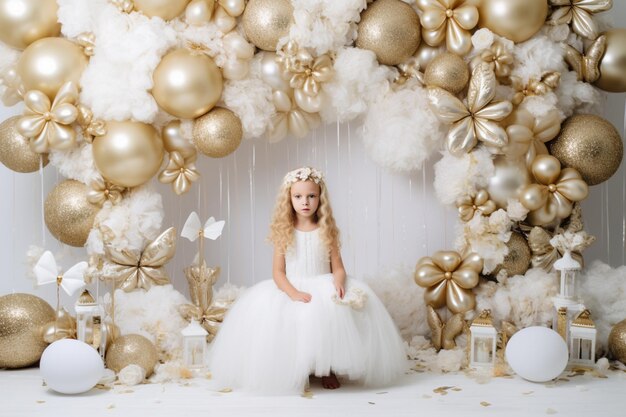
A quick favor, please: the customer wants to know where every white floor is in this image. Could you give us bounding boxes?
[2,364,626,417]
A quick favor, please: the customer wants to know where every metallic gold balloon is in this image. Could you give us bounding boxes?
[41,308,76,343]
[133,0,190,20]
[549,114,623,186]
[106,334,158,377]
[162,120,197,162]
[193,107,243,158]
[477,0,548,43]
[0,116,49,173]
[492,232,531,277]
[92,121,164,188]
[17,37,89,100]
[595,29,626,93]
[0,0,60,50]
[260,52,290,90]
[0,293,55,369]
[456,189,496,222]
[415,43,445,69]
[158,151,200,195]
[487,155,531,209]
[548,0,612,40]
[609,319,626,364]
[186,0,215,25]
[242,0,293,51]
[152,49,223,119]
[45,179,100,247]
[416,0,479,56]
[424,52,469,94]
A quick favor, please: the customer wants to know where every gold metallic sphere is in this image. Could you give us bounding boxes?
[0,293,55,369]
[609,319,626,364]
[242,0,293,51]
[106,334,158,377]
[133,0,190,20]
[549,114,623,186]
[595,29,626,93]
[487,156,531,209]
[93,121,164,188]
[0,0,60,50]
[152,49,223,119]
[193,107,243,158]
[356,0,421,66]
[0,116,49,173]
[424,52,469,94]
[477,0,548,44]
[492,232,531,278]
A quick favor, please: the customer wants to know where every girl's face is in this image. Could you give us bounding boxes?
[290,180,320,219]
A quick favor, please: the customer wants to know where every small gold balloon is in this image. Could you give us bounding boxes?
[0,116,49,173]
[0,293,55,369]
[242,0,293,51]
[549,114,623,186]
[106,334,158,377]
[477,0,548,44]
[492,232,531,278]
[93,121,164,188]
[415,43,445,70]
[356,0,421,66]
[487,156,531,209]
[45,179,100,247]
[424,52,469,94]
[609,319,626,364]
[17,37,89,101]
[162,120,197,161]
[152,49,223,119]
[133,0,190,20]
[0,0,60,50]
[595,29,626,93]
[193,107,243,158]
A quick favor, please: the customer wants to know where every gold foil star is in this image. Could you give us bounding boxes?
[417,0,479,56]
[158,151,200,195]
[548,0,613,40]
[456,189,497,222]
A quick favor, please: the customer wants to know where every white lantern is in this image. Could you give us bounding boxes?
[552,251,584,342]
[569,310,596,367]
[470,310,497,367]
[182,319,208,369]
[554,250,581,301]
[75,290,98,342]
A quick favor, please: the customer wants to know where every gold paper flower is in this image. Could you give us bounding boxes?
[456,189,496,221]
[17,81,79,153]
[76,105,107,143]
[0,67,25,106]
[268,89,320,142]
[76,32,96,56]
[417,0,479,56]
[394,56,425,86]
[414,251,483,314]
[503,108,561,167]
[564,35,606,83]
[87,177,125,207]
[470,41,514,78]
[510,72,561,106]
[158,151,200,195]
[428,64,513,155]
[426,305,465,350]
[548,0,613,40]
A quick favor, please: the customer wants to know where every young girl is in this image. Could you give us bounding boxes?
[209,167,407,393]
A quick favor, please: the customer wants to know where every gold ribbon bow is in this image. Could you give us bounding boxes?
[503,108,561,167]
[158,151,201,196]
[510,72,561,106]
[470,41,514,79]
[548,0,613,40]
[87,177,126,207]
[0,67,25,106]
[456,189,496,222]
[417,0,479,56]
[426,305,465,351]
[565,35,606,83]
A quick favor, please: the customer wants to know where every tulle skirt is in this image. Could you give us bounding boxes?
[208,274,408,394]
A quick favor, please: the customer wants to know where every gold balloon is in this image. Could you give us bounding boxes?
[549,114,623,186]
[492,232,531,278]
[152,49,223,119]
[41,308,76,343]
[193,107,243,158]
[133,0,190,20]
[415,43,445,69]
[162,120,197,162]
[0,0,60,50]
[609,319,626,364]
[456,189,496,222]
[356,0,421,66]
[0,293,55,369]
[477,0,548,43]
[242,0,293,51]
[158,151,200,195]
[487,156,531,209]
[0,116,49,173]
[424,52,469,94]
[548,0,612,40]
[17,37,89,100]
[45,179,100,247]
[595,29,626,93]
[416,0,479,56]
[92,121,164,188]
[106,334,158,377]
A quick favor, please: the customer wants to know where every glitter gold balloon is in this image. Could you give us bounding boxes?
[0,116,49,173]
[477,0,548,44]
[609,319,626,364]
[492,232,531,278]
[133,0,190,20]
[487,156,531,209]
[0,293,55,369]
[106,334,158,377]
[595,29,626,93]
[0,0,60,50]
[242,0,293,51]
[356,0,421,66]
[424,52,469,94]
[44,179,100,247]
[549,114,623,186]
[193,107,243,158]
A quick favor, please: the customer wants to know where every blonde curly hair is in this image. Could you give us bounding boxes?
[268,167,340,255]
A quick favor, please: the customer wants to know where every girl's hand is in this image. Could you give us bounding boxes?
[290,290,312,303]
[334,280,345,299]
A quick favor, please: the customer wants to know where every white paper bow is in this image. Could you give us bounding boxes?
[181,212,225,242]
[34,251,87,296]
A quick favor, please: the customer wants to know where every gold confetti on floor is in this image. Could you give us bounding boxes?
[179,368,193,379]
[36,400,45,404]
[118,389,134,394]
[480,401,491,407]
[301,389,314,399]
[546,408,558,414]
[95,384,112,391]
[219,388,233,393]
[376,391,388,395]
[433,386,459,395]
[451,387,462,392]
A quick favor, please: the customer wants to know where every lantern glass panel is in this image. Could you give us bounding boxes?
[473,337,494,364]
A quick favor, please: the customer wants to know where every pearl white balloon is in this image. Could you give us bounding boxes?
[260,52,289,91]
[505,326,568,382]
[40,339,104,394]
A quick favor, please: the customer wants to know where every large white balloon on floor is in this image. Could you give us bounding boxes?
[505,326,568,382]
[40,339,104,394]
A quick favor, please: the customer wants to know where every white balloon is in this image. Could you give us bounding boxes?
[505,326,568,382]
[40,339,104,394]
[260,52,289,91]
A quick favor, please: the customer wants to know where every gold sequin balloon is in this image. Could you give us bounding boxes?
[549,114,623,186]
[609,319,626,364]
[0,0,60,50]
[0,116,49,173]
[424,52,469,94]
[595,29,626,93]
[477,0,548,44]
[133,0,190,20]
[492,232,531,278]
[193,107,243,158]
[106,334,158,377]
[44,179,100,247]
[356,0,421,66]
[0,293,55,369]
[242,0,294,51]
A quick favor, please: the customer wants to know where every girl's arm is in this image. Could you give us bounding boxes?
[272,247,312,303]
[330,245,346,299]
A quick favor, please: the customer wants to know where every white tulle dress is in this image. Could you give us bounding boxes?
[209,229,407,393]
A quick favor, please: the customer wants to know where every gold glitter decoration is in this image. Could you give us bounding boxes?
[241,0,293,51]
[158,151,200,195]
[0,293,55,369]
[470,41,513,79]
[416,0,479,56]
[504,108,561,167]
[456,189,496,222]
[548,0,612,40]
[106,334,158,377]
[426,305,465,351]
[609,319,626,364]
[549,114,623,186]
[477,0,548,44]
[424,52,469,94]
[595,29,626,93]
[356,0,421,66]
[492,232,531,277]
[0,116,49,173]
[44,179,100,247]
[193,107,243,158]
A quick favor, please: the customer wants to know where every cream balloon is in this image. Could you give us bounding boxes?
[487,156,531,209]
[595,29,626,93]
[162,120,197,162]
[294,89,323,113]
[0,0,60,50]
[214,4,237,32]
[92,121,164,188]
[242,0,294,51]
[415,43,446,70]
[223,32,255,59]
[260,52,290,90]
[133,0,190,20]
[185,0,214,25]
[152,49,223,119]
[477,0,548,44]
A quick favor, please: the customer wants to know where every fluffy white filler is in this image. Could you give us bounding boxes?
[433,148,495,206]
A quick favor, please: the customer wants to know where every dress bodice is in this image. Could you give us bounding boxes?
[285,229,331,279]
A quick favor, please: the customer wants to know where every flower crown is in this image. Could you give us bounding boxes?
[283,167,324,186]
